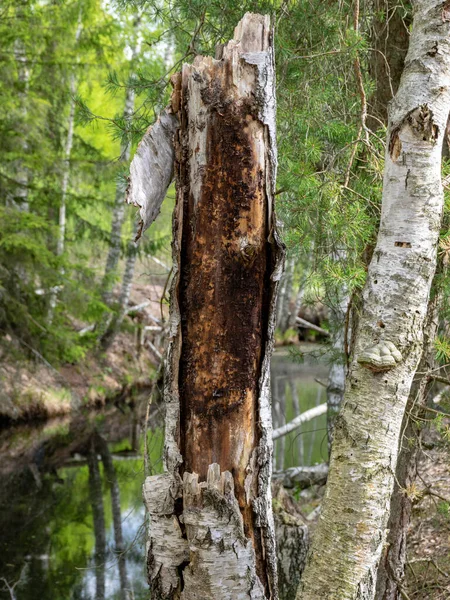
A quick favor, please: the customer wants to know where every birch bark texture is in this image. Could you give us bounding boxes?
[140,13,283,599]
[326,282,350,450]
[297,2,450,599]
[375,271,443,600]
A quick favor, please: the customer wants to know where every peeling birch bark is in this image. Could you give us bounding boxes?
[125,108,178,240]
[142,13,283,599]
[297,2,450,599]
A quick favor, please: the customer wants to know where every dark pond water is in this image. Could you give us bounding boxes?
[0,349,327,599]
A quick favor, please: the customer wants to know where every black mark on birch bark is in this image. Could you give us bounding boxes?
[427,42,439,57]
[389,128,402,161]
[390,106,439,161]
[407,105,439,142]
[443,0,450,22]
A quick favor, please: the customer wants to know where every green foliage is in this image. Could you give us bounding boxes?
[0,0,170,365]
[1,0,449,377]
[435,335,450,364]
[437,501,450,518]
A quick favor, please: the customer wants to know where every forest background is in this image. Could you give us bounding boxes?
[1,0,450,599]
[0,0,392,376]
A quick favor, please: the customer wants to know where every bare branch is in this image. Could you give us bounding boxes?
[273,403,327,440]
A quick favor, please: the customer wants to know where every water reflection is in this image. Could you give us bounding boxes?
[0,349,327,599]
[271,349,329,470]
[0,400,163,600]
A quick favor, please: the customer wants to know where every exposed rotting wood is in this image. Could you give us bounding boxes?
[141,13,283,600]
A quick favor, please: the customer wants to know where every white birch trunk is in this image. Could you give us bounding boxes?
[96,433,131,600]
[326,277,350,450]
[276,257,295,332]
[13,36,30,212]
[142,14,283,599]
[100,227,139,349]
[47,15,82,322]
[289,379,304,462]
[101,61,137,307]
[272,376,287,471]
[297,2,450,598]
[87,438,106,600]
[375,267,444,599]
[287,250,312,330]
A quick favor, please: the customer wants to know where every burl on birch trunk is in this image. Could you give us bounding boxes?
[297,1,450,599]
[127,13,283,599]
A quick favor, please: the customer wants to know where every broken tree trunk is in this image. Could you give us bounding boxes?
[297,2,450,598]
[139,13,283,599]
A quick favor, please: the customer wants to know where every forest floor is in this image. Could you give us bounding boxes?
[406,421,450,600]
[0,262,167,424]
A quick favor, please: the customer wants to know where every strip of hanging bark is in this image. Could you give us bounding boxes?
[272,403,327,440]
[125,107,178,240]
[143,13,284,599]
